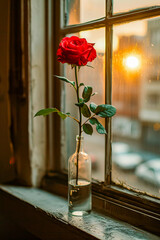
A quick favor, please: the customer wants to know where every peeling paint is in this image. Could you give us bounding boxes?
[29,0,47,187]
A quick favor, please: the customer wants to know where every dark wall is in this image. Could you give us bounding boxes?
[0,214,40,240]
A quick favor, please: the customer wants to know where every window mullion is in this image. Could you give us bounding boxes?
[60,17,106,35]
[105,0,113,185]
[108,6,160,25]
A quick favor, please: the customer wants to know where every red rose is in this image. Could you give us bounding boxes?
[57,36,97,66]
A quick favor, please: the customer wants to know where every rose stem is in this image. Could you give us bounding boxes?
[75,66,82,185]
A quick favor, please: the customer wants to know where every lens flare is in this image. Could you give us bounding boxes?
[124,55,140,70]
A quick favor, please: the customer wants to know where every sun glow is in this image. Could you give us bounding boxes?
[124,55,141,70]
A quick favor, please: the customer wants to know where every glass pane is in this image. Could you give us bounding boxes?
[112,17,160,198]
[65,0,105,25]
[62,28,105,181]
[113,0,160,14]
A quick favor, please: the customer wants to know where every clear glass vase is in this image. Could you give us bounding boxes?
[68,135,92,216]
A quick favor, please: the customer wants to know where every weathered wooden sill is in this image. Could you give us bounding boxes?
[42,173,160,235]
[0,185,159,240]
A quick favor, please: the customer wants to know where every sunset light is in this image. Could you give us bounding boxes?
[124,55,141,70]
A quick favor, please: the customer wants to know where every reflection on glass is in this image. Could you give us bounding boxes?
[112,17,160,198]
[113,0,160,14]
[63,28,105,181]
[65,0,105,25]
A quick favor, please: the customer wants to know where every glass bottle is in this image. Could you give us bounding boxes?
[68,135,92,216]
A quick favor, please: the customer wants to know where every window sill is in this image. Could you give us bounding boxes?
[42,173,160,235]
[0,184,159,240]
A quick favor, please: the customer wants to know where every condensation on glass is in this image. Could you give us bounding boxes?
[62,28,105,181]
[112,17,160,198]
[113,0,160,14]
[65,0,105,25]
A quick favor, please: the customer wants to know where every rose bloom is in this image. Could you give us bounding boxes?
[57,36,97,66]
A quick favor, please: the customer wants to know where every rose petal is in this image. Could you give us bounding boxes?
[57,36,97,66]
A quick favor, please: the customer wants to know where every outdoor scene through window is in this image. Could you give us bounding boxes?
[112,17,160,198]
[65,0,105,25]
[113,0,160,14]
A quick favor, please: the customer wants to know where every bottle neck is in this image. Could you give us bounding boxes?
[76,135,84,153]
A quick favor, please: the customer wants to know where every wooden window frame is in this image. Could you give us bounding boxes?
[44,0,160,236]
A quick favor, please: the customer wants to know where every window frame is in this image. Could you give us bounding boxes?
[46,0,160,235]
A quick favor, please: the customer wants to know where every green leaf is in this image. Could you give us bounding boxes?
[96,123,107,134]
[95,104,116,118]
[83,91,97,103]
[83,123,93,135]
[89,117,99,125]
[54,75,75,87]
[75,98,84,107]
[57,111,68,119]
[34,108,59,117]
[79,83,84,87]
[81,104,91,118]
[75,102,84,107]
[90,102,97,113]
[82,86,92,99]
[34,108,68,120]
[95,104,106,114]
[83,96,90,103]
[89,117,107,134]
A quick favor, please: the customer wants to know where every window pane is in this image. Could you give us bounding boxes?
[112,17,160,198]
[62,28,105,181]
[65,0,105,25]
[113,0,160,14]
